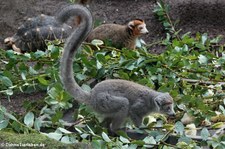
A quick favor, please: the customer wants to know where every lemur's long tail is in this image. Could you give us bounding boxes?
[60,5,93,104]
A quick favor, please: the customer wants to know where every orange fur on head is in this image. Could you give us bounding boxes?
[133,19,144,25]
[128,19,148,36]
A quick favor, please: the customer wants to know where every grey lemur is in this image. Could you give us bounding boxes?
[60,5,175,132]
[86,19,149,49]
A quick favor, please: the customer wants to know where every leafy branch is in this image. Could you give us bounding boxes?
[154,0,181,40]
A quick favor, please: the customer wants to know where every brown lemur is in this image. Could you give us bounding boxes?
[86,19,149,49]
[60,5,175,132]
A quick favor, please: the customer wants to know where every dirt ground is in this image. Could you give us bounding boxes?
[1,0,225,114]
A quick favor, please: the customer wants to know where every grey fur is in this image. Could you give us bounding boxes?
[60,5,175,131]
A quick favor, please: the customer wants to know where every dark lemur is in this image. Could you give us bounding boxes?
[60,5,175,132]
[4,7,74,53]
[4,1,91,53]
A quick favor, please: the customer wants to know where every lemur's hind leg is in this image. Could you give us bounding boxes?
[95,93,129,131]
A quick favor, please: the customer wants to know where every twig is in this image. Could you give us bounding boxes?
[83,42,121,52]
[158,128,180,148]
[145,40,163,48]
[181,78,225,85]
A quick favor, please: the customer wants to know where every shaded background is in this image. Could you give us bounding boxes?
[1,0,225,53]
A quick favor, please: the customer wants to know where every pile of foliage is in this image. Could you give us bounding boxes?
[0,1,225,148]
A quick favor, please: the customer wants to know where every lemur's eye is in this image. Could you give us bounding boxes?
[164,106,169,110]
[139,27,143,30]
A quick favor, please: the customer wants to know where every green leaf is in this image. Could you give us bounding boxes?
[127,144,138,149]
[81,84,91,92]
[29,67,38,75]
[198,54,208,64]
[43,132,62,141]
[117,70,129,80]
[76,73,87,81]
[91,140,102,149]
[219,105,225,115]
[211,122,224,129]
[116,130,130,139]
[24,112,34,127]
[125,61,137,71]
[96,53,106,64]
[74,127,83,134]
[37,76,49,86]
[48,87,58,99]
[143,136,156,145]
[195,43,206,50]
[49,45,60,59]
[119,136,130,144]
[24,53,31,59]
[57,127,72,134]
[174,121,184,135]
[201,33,208,45]
[0,106,7,113]
[81,133,90,139]
[102,132,111,142]
[5,113,18,121]
[0,113,4,121]
[34,118,42,131]
[209,141,220,148]
[11,121,22,132]
[0,76,13,87]
[96,60,102,69]
[163,22,171,28]
[178,136,192,144]
[60,136,74,144]
[0,119,9,130]
[136,57,146,66]
[210,35,223,44]
[5,50,16,59]
[21,72,26,80]
[52,111,63,123]
[34,50,45,58]
[200,127,210,141]
[111,50,118,57]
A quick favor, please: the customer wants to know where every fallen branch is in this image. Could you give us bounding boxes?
[181,78,225,85]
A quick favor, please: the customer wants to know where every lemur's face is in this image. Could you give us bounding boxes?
[155,93,176,117]
[128,19,149,36]
[137,23,148,34]
[161,102,175,117]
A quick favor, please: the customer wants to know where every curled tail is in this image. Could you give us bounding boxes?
[56,5,82,24]
[60,5,93,103]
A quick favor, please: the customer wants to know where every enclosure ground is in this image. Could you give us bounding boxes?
[1,0,225,113]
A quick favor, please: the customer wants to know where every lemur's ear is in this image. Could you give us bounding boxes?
[156,100,161,107]
[155,93,172,106]
[155,95,162,106]
[163,92,173,104]
[128,21,135,29]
